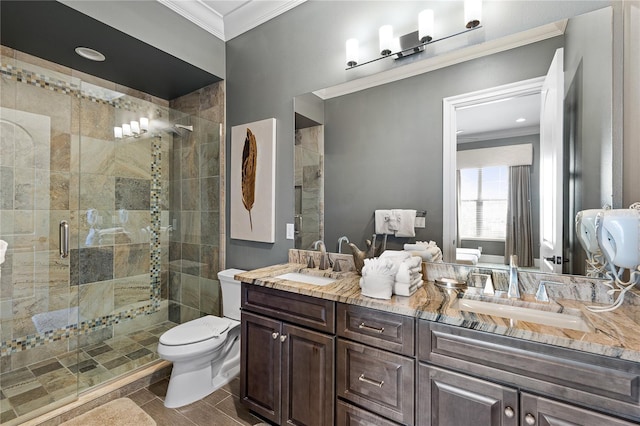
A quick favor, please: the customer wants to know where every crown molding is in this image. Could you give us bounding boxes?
[158,0,225,40]
[224,0,306,41]
[158,0,305,41]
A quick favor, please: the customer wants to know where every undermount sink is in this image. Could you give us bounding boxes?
[274,272,337,286]
[453,298,593,332]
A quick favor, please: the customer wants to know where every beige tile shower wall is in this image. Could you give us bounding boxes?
[0,45,172,370]
[168,82,225,323]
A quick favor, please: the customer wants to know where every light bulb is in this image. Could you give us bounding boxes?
[346,38,359,67]
[122,123,132,137]
[114,126,123,139]
[464,0,482,28]
[419,10,434,43]
[140,117,149,132]
[130,120,140,135]
[379,25,393,55]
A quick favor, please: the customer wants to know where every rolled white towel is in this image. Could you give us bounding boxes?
[412,250,433,261]
[404,243,426,251]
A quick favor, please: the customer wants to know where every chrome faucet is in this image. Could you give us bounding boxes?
[507,255,520,299]
[313,240,329,270]
[337,236,350,254]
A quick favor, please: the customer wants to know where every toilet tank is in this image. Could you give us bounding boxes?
[217,268,246,321]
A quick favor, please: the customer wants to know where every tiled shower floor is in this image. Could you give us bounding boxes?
[0,321,177,423]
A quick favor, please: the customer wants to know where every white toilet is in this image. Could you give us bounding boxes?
[157,268,245,408]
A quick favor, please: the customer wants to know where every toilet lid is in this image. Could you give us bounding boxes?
[160,316,231,346]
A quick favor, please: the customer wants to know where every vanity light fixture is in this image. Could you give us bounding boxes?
[114,117,149,139]
[345,1,483,69]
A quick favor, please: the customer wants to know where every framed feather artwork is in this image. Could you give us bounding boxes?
[230,118,276,243]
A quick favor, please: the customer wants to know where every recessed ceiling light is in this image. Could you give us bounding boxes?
[75,47,106,62]
[516,117,526,123]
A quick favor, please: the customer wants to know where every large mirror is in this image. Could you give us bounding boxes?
[293,6,620,279]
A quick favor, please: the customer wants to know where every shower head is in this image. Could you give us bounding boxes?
[174,124,193,132]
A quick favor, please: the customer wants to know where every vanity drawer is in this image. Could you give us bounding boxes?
[241,283,335,333]
[337,303,415,356]
[337,338,414,425]
[418,321,640,422]
[336,400,400,426]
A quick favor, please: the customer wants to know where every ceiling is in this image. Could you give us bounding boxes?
[0,1,304,100]
[456,93,541,143]
[157,0,306,41]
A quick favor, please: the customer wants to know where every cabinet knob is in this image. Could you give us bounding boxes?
[280,335,287,342]
[272,332,279,340]
[524,413,536,425]
[504,406,514,418]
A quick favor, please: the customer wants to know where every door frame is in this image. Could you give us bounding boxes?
[442,77,545,263]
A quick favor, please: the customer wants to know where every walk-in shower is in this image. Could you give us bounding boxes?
[0,50,223,424]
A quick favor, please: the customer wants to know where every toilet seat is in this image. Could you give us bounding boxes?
[160,315,231,346]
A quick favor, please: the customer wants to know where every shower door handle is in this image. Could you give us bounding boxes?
[59,220,69,259]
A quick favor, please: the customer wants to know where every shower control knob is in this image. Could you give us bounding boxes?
[272,332,279,340]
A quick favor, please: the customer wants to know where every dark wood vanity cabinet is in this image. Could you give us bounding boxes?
[240,284,335,426]
[418,364,518,426]
[336,303,415,425]
[417,320,640,426]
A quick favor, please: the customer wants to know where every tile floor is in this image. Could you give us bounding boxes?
[0,321,177,423]
[129,376,267,426]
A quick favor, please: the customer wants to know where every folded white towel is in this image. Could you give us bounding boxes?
[379,250,411,261]
[396,270,423,284]
[360,274,394,300]
[0,239,7,265]
[393,209,417,237]
[404,255,422,269]
[403,243,426,251]
[374,210,394,235]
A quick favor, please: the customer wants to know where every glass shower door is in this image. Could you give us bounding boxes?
[0,56,80,424]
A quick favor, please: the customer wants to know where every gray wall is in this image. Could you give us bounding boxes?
[323,39,557,252]
[225,1,615,270]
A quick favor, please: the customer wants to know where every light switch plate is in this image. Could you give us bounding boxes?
[415,216,426,228]
[286,223,295,239]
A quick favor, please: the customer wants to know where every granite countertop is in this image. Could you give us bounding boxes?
[236,263,640,363]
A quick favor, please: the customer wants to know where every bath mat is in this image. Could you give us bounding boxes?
[60,398,156,426]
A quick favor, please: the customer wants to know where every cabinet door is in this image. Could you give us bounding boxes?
[337,339,415,425]
[241,312,282,424]
[418,364,518,426]
[521,393,639,426]
[281,323,335,426]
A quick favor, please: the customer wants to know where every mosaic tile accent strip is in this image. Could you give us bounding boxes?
[0,304,157,357]
[150,138,162,310]
[0,63,144,112]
